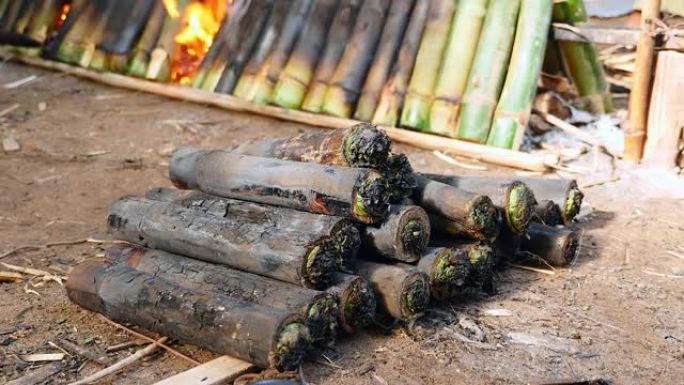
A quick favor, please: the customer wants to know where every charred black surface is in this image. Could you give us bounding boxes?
[383,153,417,202]
[533,200,564,226]
[417,247,471,301]
[519,223,580,267]
[326,273,377,333]
[364,205,430,263]
[356,261,429,320]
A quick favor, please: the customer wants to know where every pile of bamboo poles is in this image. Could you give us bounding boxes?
[65,124,585,373]
[0,0,611,154]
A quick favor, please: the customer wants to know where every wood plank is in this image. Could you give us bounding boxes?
[0,52,559,172]
[642,51,684,167]
[152,356,255,385]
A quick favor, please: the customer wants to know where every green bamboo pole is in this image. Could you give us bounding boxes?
[553,0,613,114]
[271,0,339,109]
[24,0,61,43]
[399,0,455,130]
[353,0,413,122]
[486,0,553,150]
[127,0,166,78]
[371,0,428,127]
[301,0,362,113]
[455,0,520,143]
[428,0,488,137]
[54,2,100,64]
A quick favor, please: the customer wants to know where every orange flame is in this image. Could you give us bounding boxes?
[56,3,71,28]
[166,0,228,85]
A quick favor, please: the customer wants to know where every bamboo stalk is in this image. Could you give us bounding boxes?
[364,205,430,263]
[127,0,166,78]
[301,0,362,113]
[453,243,495,292]
[428,0,488,137]
[486,0,553,150]
[170,148,390,224]
[214,0,275,94]
[67,260,311,371]
[399,0,455,130]
[326,273,377,333]
[356,261,430,320]
[353,0,413,122]
[271,0,339,109]
[371,0,428,127]
[625,0,661,161]
[146,0,189,81]
[24,0,61,43]
[42,0,89,59]
[232,0,291,99]
[532,200,564,226]
[51,1,98,64]
[0,0,9,22]
[456,0,521,143]
[553,0,613,115]
[383,153,417,203]
[108,245,339,347]
[519,223,580,267]
[2,0,36,34]
[417,247,471,300]
[3,53,561,172]
[321,0,390,118]
[242,0,313,105]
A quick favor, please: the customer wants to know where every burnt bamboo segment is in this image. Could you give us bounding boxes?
[24,0,61,43]
[452,243,495,292]
[232,0,291,99]
[214,0,275,94]
[326,273,377,333]
[356,261,430,320]
[108,245,339,346]
[127,0,166,78]
[229,123,391,169]
[532,200,563,227]
[399,0,455,130]
[383,153,417,202]
[520,223,580,267]
[413,175,500,242]
[170,147,390,224]
[301,0,362,113]
[364,205,430,263]
[146,0,189,81]
[371,0,428,127]
[424,174,537,235]
[353,0,413,122]
[321,0,390,118]
[43,0,89,59]
[242,0,313,104]
[144,187,361,271]
[66,260,311,371]
[417,247,471,300]
[51,0,99,64]
[1,0,35,33]
[107,196,338,289]
[272,0,339,109]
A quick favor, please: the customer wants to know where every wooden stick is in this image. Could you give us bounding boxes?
[152,356,254,385]
[625,0,661,162]
[67,337,168,385]
[1,52,559,172]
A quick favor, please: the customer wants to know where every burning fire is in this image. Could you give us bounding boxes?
[166,0,228,85]
[56,2,72,29]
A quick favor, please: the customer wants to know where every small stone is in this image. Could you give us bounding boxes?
[2,137,20,152]
[38,102,47,111]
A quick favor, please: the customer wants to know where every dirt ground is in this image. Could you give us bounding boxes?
[1,61,683,385]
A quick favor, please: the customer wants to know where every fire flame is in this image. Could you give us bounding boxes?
[56,2,71,29]
[165,0,228,85]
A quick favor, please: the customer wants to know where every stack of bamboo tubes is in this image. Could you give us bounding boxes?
[0,0,611,154]
[65,124,585,373]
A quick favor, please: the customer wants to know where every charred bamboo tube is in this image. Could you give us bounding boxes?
[229,123,391,169]
[487,0,553,150]
[66,260,311,371]
[413,175,500,242]
[272,0,339,109]
[453,243,495,291]
[146,0,189,81]
[42,0,89,58]
[1,0,35,33]
[520,223,580,267]
[170,148,390,224]
[214,0,275,94]
[24,0,61,43]
[532,200,563,227]
[353,0,413,122]
[399,0,455,130]
[440,175,582,223]
[75,1,116,68]
[364,205,430,263]
[371,0,428,127]
[301,0,362,113]
[553,0,612,114]
[423,174,537,235]
[108,196,338,289]
[326,273,377,333]
[108,245,339,346]
[428,0,488,137]
[383,153,417,202]
[417,247,471,300]
[321,0,390,118]
[456,0,521,143]
[356,261,430,320]
[0,0,9,22]
[144,187,361,271]
[53,1,100,64]
[232,0,290,99]
[242,0,313,105]
[127,0,166,78]
[97,0,155,56]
